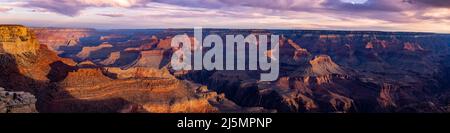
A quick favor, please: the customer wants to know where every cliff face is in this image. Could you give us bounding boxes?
[0,25,75,92]
[0,25,78,113]
[307,55,344,76]
[0,25,40,55]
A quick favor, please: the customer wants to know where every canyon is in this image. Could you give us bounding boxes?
[1,25,450,113]
[0,25,270,113]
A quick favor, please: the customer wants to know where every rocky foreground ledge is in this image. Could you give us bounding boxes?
[0,87,38,113]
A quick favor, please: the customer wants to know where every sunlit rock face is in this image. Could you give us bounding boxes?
[0,25,40,55]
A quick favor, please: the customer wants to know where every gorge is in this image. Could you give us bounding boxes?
[1,25,450,113]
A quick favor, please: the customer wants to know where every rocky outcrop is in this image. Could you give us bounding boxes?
[403,42,424,51]
[307,55,344,76]
[122,50,165,69]
[104,67,173,79]
[0,25,40,55]
[1,25,76,93]
[99,51,121,66]
[77,60,97,68]
[0,87,38,113]
[76,43,113,60]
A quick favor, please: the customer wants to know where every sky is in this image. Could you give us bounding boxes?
[0,0,449,33]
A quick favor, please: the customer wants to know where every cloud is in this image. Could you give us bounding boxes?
[214,0,321,10]
[151,0,226,8]
[30,8,48,13]
[97,13,125,17]
[321,0,405,12]
[22,0,326,16]
[0,7,13,13]
[25,0,88,16]
[25,0,147,16]
[149,0,446,23]
[19,0,431,16]
[6,0,450,32]
[409,0,450,8]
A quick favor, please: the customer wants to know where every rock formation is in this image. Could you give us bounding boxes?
[0,87,38,113]
[1,25,40,54]
[76,43,113,60]
[307,55,345,76]
[99,51,121,66]
[122,50,165,69]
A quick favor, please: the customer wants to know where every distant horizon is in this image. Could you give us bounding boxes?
[4,24,447,34]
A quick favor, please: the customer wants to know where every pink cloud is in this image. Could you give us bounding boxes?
[4,0,448,32]
[0,7,13,13]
